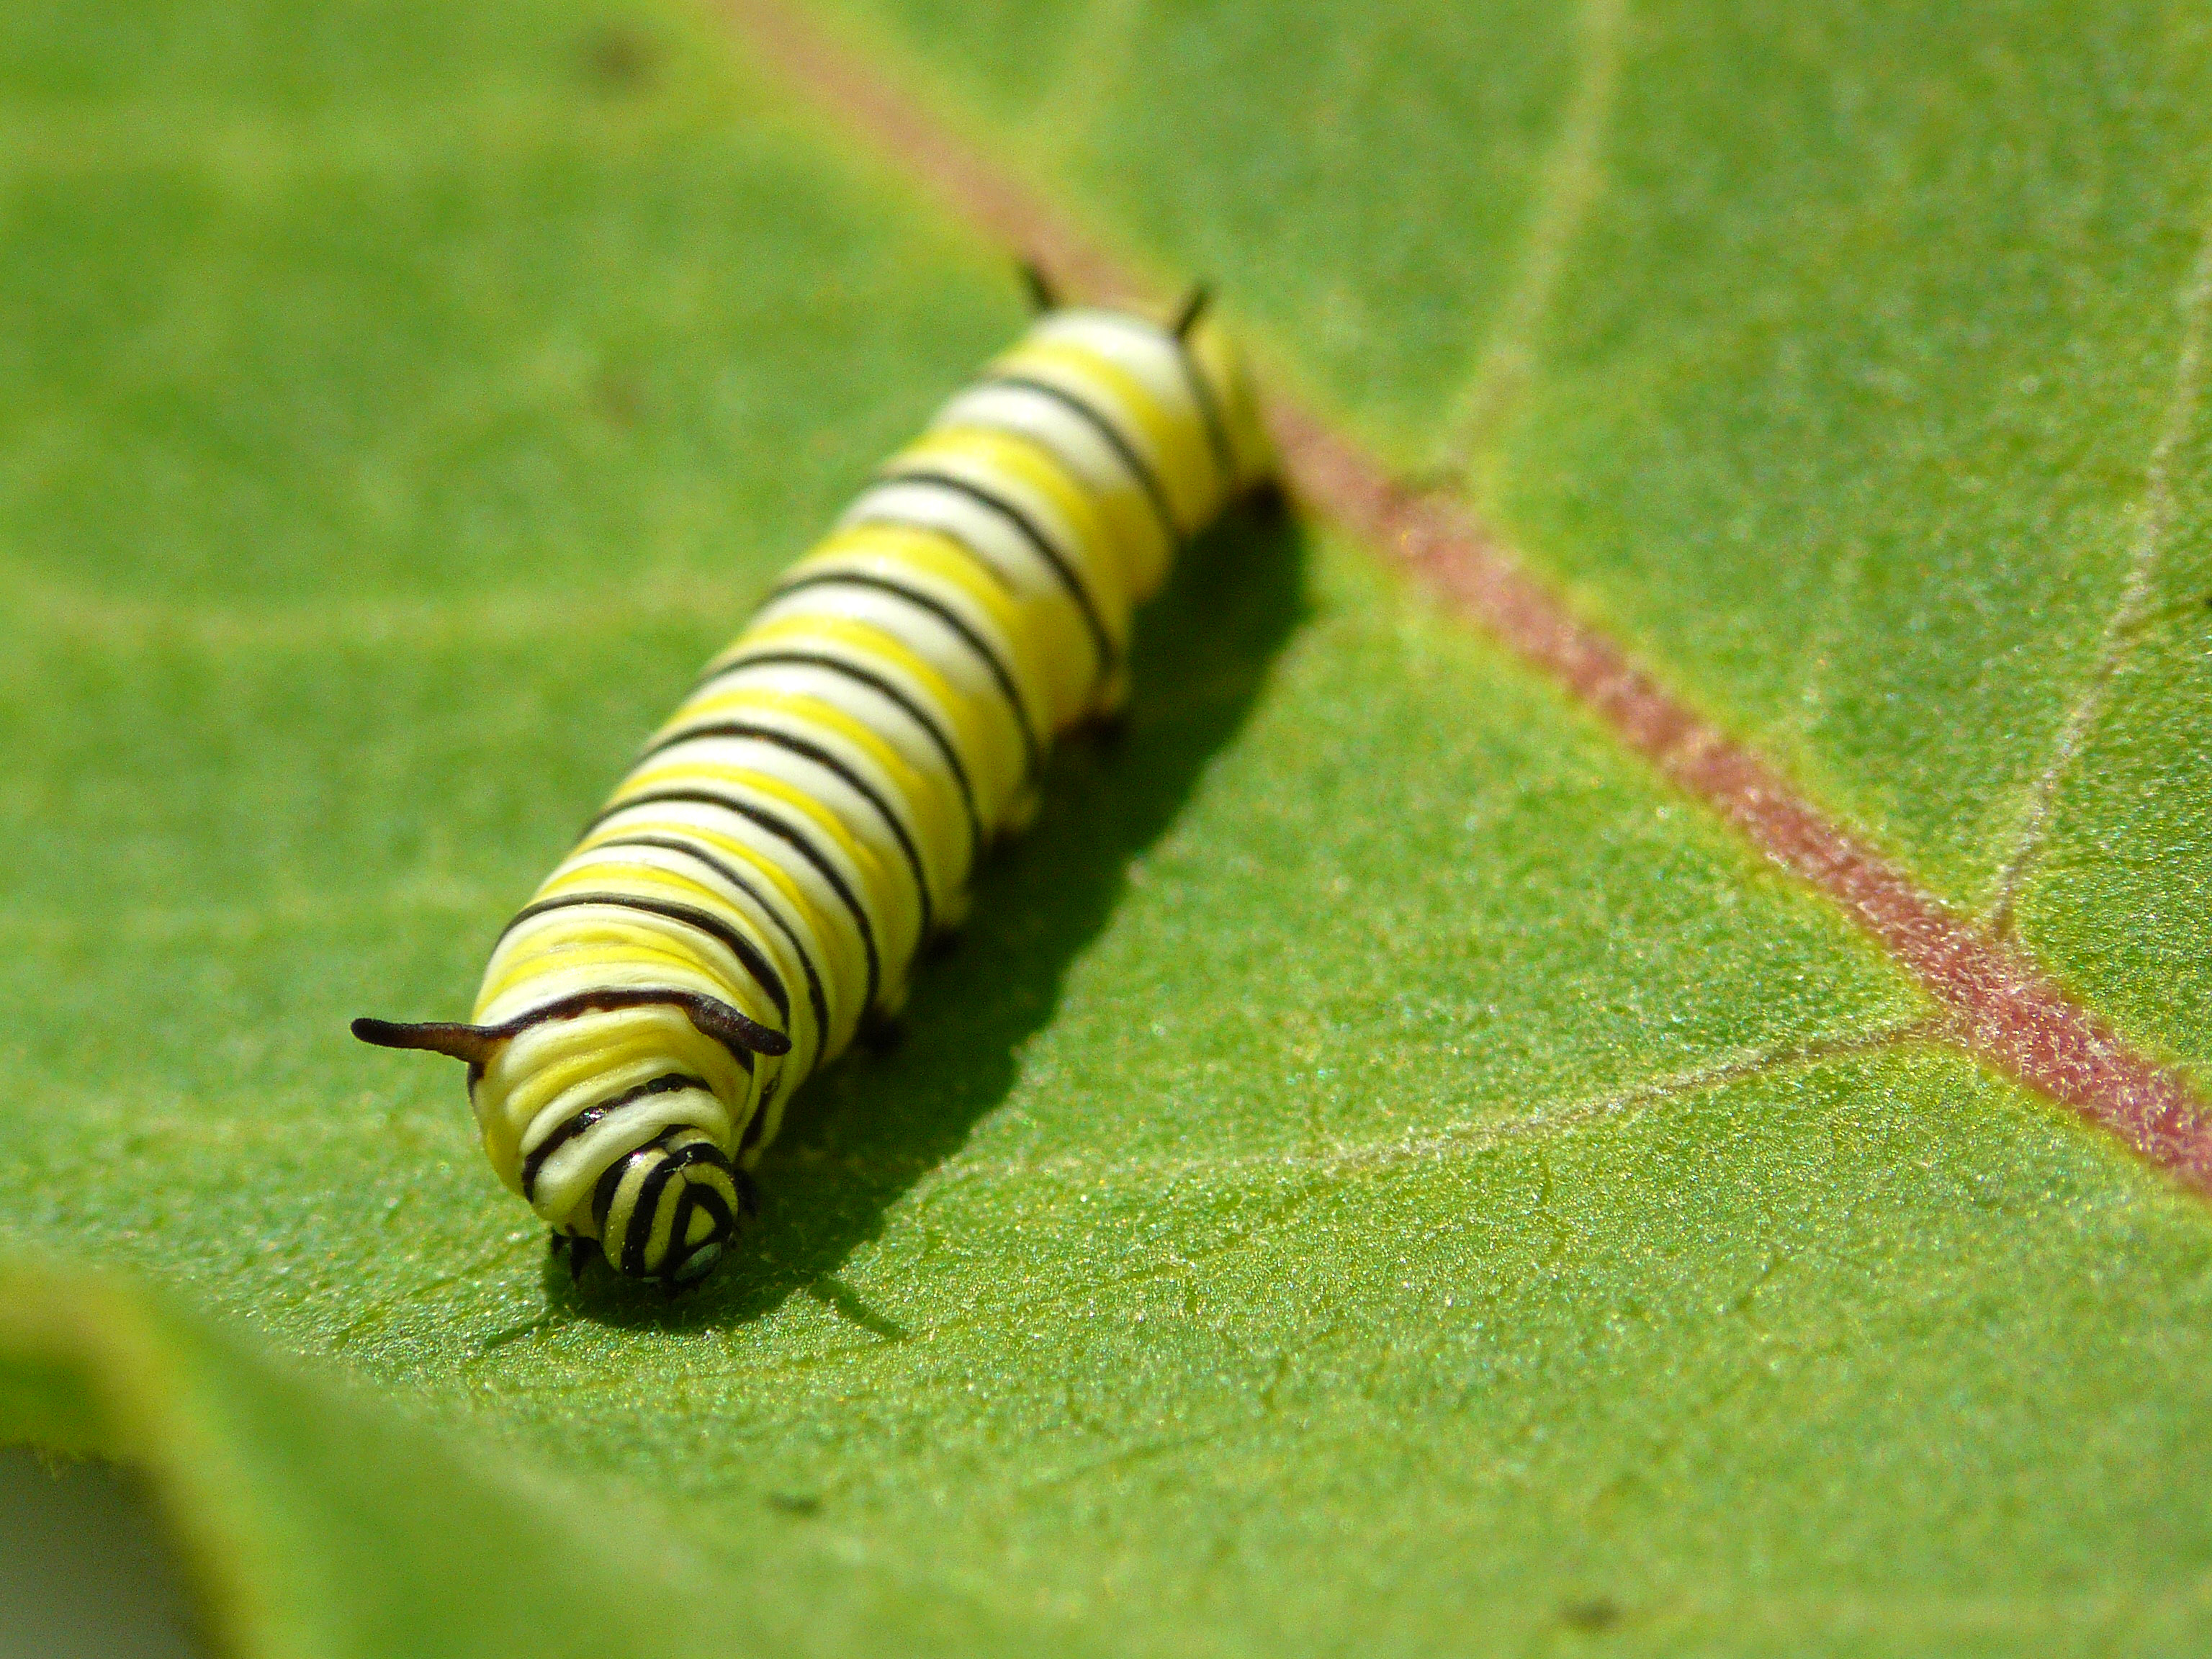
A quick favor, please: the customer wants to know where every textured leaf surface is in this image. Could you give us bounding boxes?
[3,1,2209,1655]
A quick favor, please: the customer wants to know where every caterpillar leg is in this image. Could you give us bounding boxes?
[1244,475,1291,523]
[549,1230,601,1285]
[858,1011,906,1058]
[1077,704,1131,747]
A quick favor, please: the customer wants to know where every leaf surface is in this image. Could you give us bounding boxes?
[3,1,2209,1655]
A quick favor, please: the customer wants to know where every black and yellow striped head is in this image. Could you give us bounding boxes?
[590,1125,744,1284]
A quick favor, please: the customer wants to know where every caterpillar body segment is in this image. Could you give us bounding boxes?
[355,294,1272,1286]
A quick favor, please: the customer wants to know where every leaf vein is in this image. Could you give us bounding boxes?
[1987,189,2212,932]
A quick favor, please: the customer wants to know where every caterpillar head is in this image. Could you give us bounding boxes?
[353,994,788,1290]
[587,1126,746,1285]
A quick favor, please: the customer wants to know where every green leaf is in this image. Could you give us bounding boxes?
[0,1264,721,1659]
[3,1,2208,1655]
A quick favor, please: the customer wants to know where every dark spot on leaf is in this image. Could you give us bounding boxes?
[765,1492,821,1516]
[578,24,659,94]
[1393,466,1463,501]
[590,368,644,426]
[1560,1598,1620,1632]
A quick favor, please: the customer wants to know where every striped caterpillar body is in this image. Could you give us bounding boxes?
[356,288,1274,1286]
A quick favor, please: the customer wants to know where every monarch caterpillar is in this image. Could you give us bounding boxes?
[355,282,1274,1286]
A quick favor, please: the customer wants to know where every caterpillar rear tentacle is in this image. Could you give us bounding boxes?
[356,287,1274,1286]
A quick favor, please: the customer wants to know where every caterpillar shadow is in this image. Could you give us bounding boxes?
[549,493,1308,1331]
